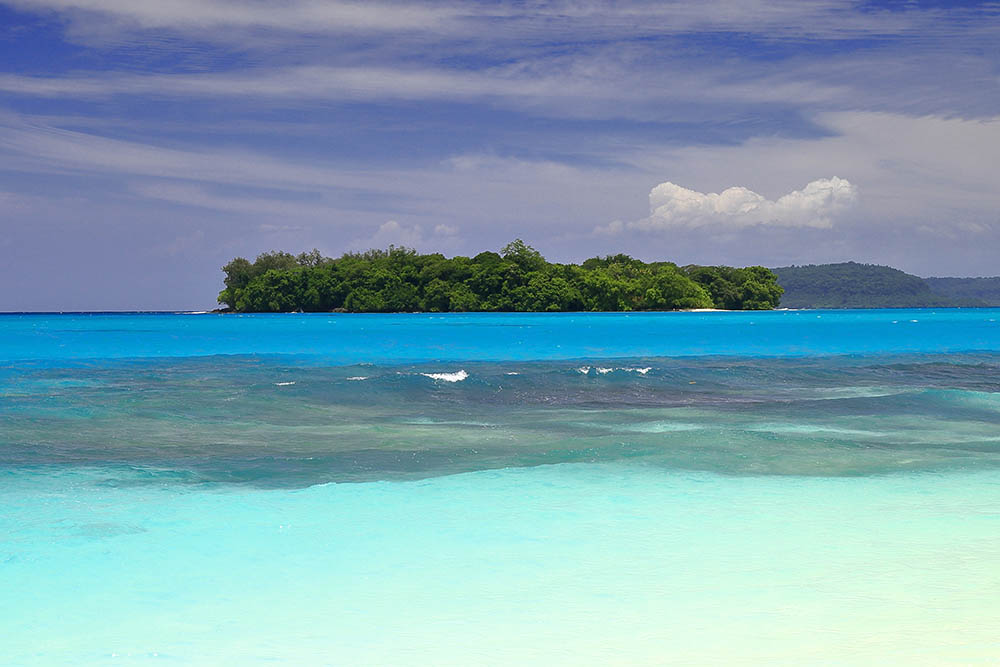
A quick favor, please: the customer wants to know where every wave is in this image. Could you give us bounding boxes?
[746,423,893,438]
[420,370,469,382]
[806,387,915,400]
[6,352,1000,485]
[577,366,652,375]
[620,421,703,433]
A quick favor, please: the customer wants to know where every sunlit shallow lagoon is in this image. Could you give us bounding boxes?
[2,310,1000,664]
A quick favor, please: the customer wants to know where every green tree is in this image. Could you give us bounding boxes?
[501,239,546,272]
[219,241,782,313]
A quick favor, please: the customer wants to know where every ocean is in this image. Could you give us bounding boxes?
[2,310,999,664]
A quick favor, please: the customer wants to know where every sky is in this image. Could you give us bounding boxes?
[1,0,999,310]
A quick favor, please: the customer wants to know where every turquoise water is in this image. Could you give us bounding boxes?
[3,309,1000,362]
[2,311,1000,663]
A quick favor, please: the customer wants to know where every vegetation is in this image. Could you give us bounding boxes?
[218,241,783,312]
[924,277,1000,306]
[772,262,986,308]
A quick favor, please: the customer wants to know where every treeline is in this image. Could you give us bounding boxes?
[218,240,783,313]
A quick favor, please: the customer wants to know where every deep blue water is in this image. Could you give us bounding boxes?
[2,311,999,662]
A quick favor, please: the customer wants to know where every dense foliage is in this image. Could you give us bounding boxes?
[773,262,984,308]
[218,241,783,312]
[923,277,1000,306]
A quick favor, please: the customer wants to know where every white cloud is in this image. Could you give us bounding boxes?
[351,220,461,251]
[363,220,425,248]
[0,191,31,210]
[0,64,851,119]
[5,0,977,46]
[4,0,459,35]
[617,177,856,232]
[593,219,624,236]
[1,0,995,133]
[624,112,1000,227]
[0,116,409,196]
[131,181,337,220]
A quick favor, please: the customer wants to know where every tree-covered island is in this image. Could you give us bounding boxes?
[218,240,783,312]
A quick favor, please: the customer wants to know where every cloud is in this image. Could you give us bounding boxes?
[4,0,459,36]
[6,0,986,46]
[624,112,1000,226]
[131,181,337,220]
[0,63,856,119]
[351,220,460,251]
[0,191,31,210]
[0,0,996,125]
[0,116,407,197]
[607,177,856,233]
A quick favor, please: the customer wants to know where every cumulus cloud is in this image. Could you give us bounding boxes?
[603,177,856,233]
[363,220,425,248]
[351,220,460,251]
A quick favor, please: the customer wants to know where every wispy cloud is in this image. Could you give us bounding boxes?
[0,116,379,192]
[0,61,847,101]
[0,190,32,211]
[132,181,338,221]
[7,0,991,45]
[5,0,462,35]
[0,62,852,126]
[2,0,997,128]
[2,0,1000,310]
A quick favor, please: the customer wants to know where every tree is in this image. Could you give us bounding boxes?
[501,239,546,272]
[218,241,783,313]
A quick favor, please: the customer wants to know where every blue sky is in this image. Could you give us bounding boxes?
[1,0,999,309]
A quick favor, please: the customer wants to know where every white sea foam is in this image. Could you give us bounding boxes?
[405,417,497,427]
[747,423,892,438]
[505,372,520,376]
[810,387,912,400]
[590,366,653,375]
[622,422,702,433]
[273,381,296,386]
[421,370,469,382]
[576,366,591,374]
[346,376,369,381]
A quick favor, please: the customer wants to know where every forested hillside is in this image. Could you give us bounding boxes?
[924,277,1000,306]
[772,262,984,308]
[218,241,783,312]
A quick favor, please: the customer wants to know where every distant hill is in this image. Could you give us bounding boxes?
[772,262,987,309]
[923,277,1000,307]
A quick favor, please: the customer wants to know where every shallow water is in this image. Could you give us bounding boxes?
[2,311,999,663]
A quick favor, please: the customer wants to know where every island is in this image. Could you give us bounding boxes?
[218,240,783,312]
[772,262,996,309]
